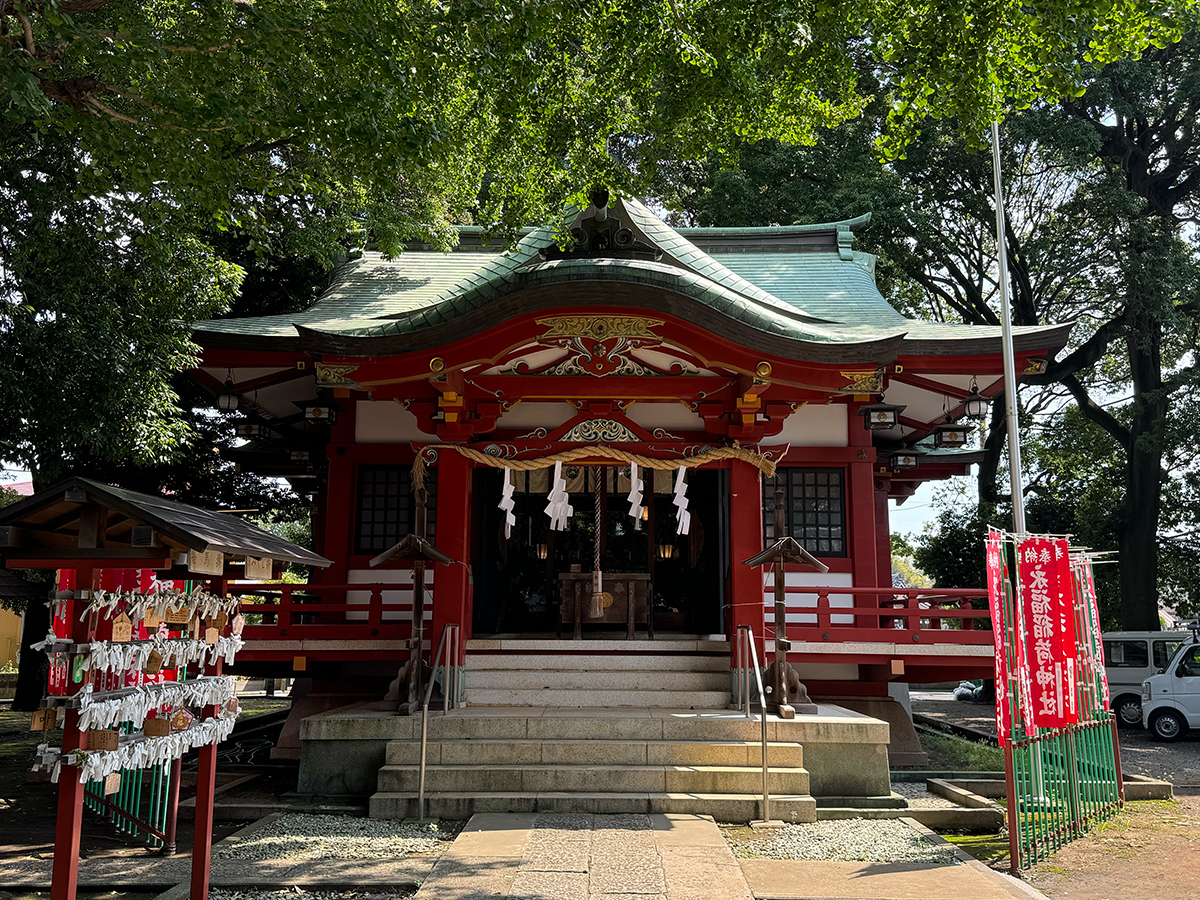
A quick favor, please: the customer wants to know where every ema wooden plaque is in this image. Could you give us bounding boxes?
[30,708,57,731]
[142,650,164,675]
[226,697,239,716]
[103,772,121,795]
[87,729,119,752]
[204,627,219,645]
[143,717,170,737]
[143,608,161,630]
[165,607,191,625]
[170,708,194,733]
[110,613,133,643]
[230,614,246,636]
[214,610,229,631]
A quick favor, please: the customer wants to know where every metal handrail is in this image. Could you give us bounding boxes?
[418,622,460,819]
[738,625,770,822]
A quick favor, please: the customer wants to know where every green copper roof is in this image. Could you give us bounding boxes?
[195,196,1071,360]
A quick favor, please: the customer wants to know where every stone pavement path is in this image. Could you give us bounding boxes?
[415,812,753,900]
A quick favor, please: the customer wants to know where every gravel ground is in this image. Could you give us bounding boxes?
[725,819,960,864]
[891,780,958,809]
[216,814,459,861]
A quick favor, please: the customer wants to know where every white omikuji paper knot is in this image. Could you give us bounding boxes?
[75,676,237,731]
[673,467,691,535]
[627,463,644,528]
[545,461,574,531]
[499,467,516,539]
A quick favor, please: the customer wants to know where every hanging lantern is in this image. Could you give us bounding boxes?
[216,370,238,412]
[890,452,920,470]
[964,378,988,421]
[536,542,549,561]
[299,399,339,425]
[856,403,906,430]
[657,543,676,560]
[932,422,972,449]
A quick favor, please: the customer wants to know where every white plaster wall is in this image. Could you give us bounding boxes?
[493,402,577,431]
[623,402,706,433]
[345,567,434,622]
[764,570,855,626]
[355,401,437,443]
[760,403,848,447]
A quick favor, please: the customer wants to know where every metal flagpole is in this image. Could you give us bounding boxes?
[990,120,1026,534]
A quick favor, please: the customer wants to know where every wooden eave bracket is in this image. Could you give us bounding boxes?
[369,534,458,568]
[742,537,829,573]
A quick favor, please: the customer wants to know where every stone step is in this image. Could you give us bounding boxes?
[378,763,810,795]
[465,669,729,691]
[465,639,730,654]
[369,790,816,822]
[385,738,804,768]
[461,688,732,708]
[465,653,730,672]
[421,712,783,742]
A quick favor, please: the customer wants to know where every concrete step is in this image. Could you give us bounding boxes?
[461,688,732,708]
[385,738,804,768]
[465,669,729,691]
[464,653,729,672]
[421,711,781,742]
[377,763,810,795]
[369,790,816,822]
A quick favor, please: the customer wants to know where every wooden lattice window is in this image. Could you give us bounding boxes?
[354,465,437,554]
[762,468,846,557]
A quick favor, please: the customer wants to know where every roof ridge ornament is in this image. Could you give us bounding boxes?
[539,191,662,261]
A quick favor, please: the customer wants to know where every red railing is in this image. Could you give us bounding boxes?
[228,581,422,641]
[771,586,992,645]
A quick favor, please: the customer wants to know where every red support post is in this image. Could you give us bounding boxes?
[190,657,223,900]
[728,460,766,644]
[847,411,880,628]
[51,566,96,900]
[432,452,473,653]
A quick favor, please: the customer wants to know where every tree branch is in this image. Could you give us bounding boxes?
[1062,375,1133,451]
[1025,306,1131,384]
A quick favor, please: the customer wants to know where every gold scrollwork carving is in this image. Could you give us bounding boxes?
[535,315,664,342]
[314,363,361,388]
[838,369,885,394]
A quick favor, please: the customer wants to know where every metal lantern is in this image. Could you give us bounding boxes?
[857,403,906,431]
[963,378,988,421]
[300,400,339,424]
[657,543,676,560]
[890,452,919,470]
[235,422,262,438]
[216,372,239,412]
[932,423,972,449]
[289,449,311,462]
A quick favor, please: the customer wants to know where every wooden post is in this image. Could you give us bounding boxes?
[162,758,182,855]
[728,461,766,643]
[190,656,222,900]
[51,566,96,900]
[408,487,429,716]
[772,488,795,719]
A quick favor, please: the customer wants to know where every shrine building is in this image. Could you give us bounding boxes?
[189,193,1068,816]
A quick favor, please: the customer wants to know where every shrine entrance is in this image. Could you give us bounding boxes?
[472,466,727,637]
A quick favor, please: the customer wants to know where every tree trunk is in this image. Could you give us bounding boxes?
[12,594,50,711]
[1118,309,1166,631]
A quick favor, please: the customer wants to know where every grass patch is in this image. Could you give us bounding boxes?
[942,832,1010,864]
[908,729,1004,771]
[237,697,291,719]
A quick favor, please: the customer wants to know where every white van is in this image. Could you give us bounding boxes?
[1141,633,1200,740]
[1102,631,1190,727]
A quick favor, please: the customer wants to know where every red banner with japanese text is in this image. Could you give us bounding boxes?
[986,529,1014,744]
[1018,536,1079,727]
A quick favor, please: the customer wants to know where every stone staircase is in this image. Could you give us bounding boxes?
[368,640,816,820]
[460,639,733,708]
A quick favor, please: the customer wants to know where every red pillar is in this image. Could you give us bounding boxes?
[190,655,223,900]
[320,401,358,586]
[875,476,892,588]
[728,460,766,643]
[51,567,96,900]
[432,452,473,660]
[847,409,881,632]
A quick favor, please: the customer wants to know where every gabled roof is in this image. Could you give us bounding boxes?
[0,477,330,568]
[193,196,1071,360]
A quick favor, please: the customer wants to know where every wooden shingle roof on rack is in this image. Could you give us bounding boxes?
[0,477,330,570]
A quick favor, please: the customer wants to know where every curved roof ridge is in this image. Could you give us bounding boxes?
[617,197,835,325]
[675,212,872,237]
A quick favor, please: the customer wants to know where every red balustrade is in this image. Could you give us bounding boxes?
[774,586,992,645]
[228,581,421,641]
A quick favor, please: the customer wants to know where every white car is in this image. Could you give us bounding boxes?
[1141,636,1200,741]
[1102,630,1189,727]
